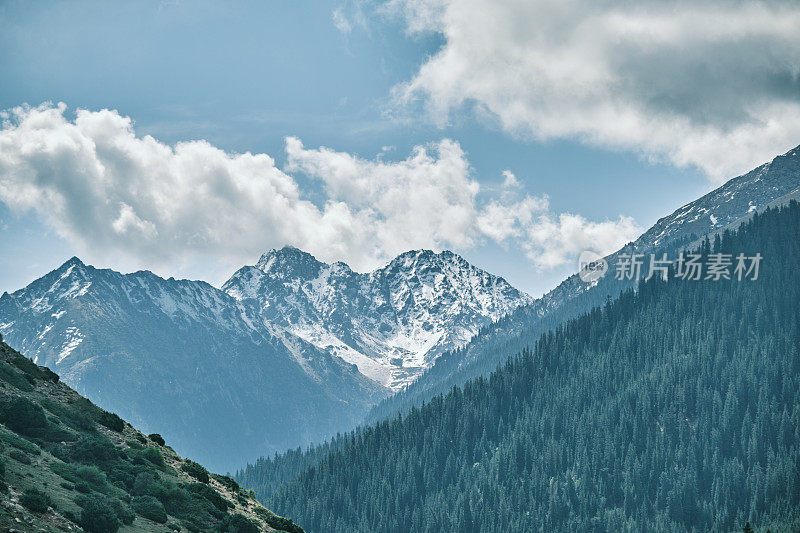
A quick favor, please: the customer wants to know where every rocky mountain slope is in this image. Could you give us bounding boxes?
[0,260,384,473]
[0,337,304,532]
[366,143,800,424]
[223,248,532,390]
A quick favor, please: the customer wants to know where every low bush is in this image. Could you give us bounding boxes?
[97,411,124,433]
[137,447,165,469]
[0,430,40,454]
[132,495,168,524]
[212,474,240,493]
[0,397,47,433]
[0,365,33,391]
[181,460,210,483]
[28,421,76,443]
[77,464,108,488]
[217,513,260,533]
[9,448,31,464]
[10,355,42,378]
[76,495,121,533]
[52,461,80,482]
[20,488,51,513]
[254,507,305,533]
[106,498,135,525]
[39,366,60,383]
[185,482,232,512]
[148,433,165,446]
[69,435,119,464]
[41,398,94,431]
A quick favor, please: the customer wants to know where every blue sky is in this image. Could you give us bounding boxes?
[2,0,798,297]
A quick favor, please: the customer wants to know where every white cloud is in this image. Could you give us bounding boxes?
[388,0,800,182]
[523,213,641,270]
[0,103,639,276]
[332,8,353,35]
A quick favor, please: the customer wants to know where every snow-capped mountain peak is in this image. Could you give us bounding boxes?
[223,247,533,390]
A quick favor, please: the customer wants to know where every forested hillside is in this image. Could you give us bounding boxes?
[0,339,303,533]
[365,147,800,426]
[266,202,800,532]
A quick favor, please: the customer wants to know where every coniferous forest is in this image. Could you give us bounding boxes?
[265,203,800,532]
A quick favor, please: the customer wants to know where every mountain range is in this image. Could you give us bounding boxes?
[2,144,800,476]
[265,201,800,532]
[234,143,800,502]
[0,248,531,471]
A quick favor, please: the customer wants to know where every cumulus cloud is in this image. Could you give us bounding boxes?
[0,103,638,275]
[388,0,800,181]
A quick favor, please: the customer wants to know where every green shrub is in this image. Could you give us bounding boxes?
[132,495,168,524]
[148,433,165,446]
[69,435,119,463]
[0,458,5,478]
[9,448,31,464]
[30,421,76,443]
[157,480,223,524]
[212,474,240,493]
[0,365,34,391]
[253,507,305,533]
[39,366,60,383]
[185,482,232,512]
[52,461,79,482]
[20,488,51,513]
[181,460,210,483]
[76,495,120,533]
[10,354,41,378]
[75,481,92,494]
[125,439,143,450]
[41,398,94,431]
[60,481,75,491]
[98,411,124,432]
[135,447,165,469]
[106,498,135,525]
[132,471,158,496]
[77,464,108,488]
[0,397,47,433]
[0,430,40,454]
[217,513,260,533]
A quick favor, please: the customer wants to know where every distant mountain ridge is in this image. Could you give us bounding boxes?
[0,257,384,472]
[0,248,532,469]
[224,247,533,390]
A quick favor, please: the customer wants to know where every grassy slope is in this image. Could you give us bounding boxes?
[0,338,303,533]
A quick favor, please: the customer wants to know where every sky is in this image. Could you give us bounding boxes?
[1,0,799,297]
